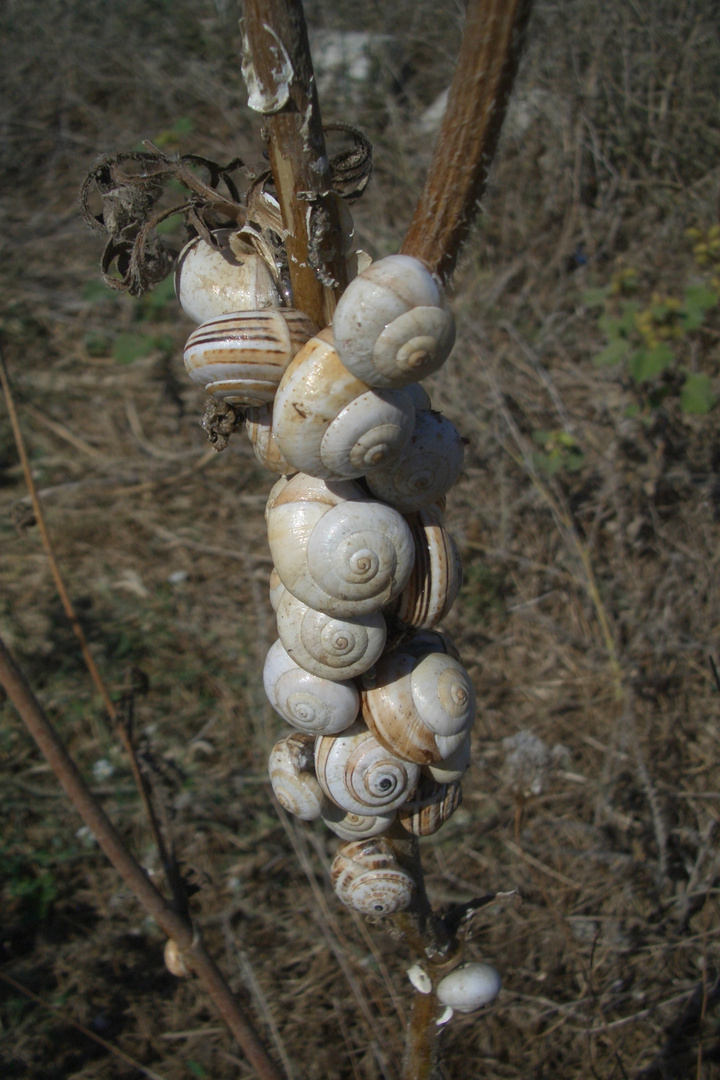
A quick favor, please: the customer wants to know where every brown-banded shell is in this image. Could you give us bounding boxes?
[275,590,386,682]
[272,328,416,481]
[394,505,463,629]
[331,837,415,916]
[320,798,395,841]
[315,720,420,816]
[246,404,294,475]
[397,775,462,836]
[266,472,415,618]
[366,409,464,513]
[263,639,360,735]
[183,309,318,406]
[268,732,324,820]
[175,231,280,324]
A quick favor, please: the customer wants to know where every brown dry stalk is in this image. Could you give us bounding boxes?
[0,635,287,1080]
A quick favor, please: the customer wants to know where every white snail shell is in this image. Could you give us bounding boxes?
[183,309,318,406]
[366,409,465,513]
[315,720,420,816]
[397,775,462,836]
[275,591,386,682]
[332,254,456,388]
[268,567,286,612]
[272,329,416,480]
[331,837,415,916]
[361,637,476,764]
[266,473,415,618]
[245,404,294,475]
[263,639,360,735]
[423,733,472,784]
[320,798,395,841]
[268,732,324,820]
[436,963,502,1013]
[175,231,280,324]
[393,505,463,629]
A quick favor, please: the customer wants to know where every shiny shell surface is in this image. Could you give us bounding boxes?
[315,720,420,816]
[436,963,502,1013]
[320,799,395,840]
[331,837,415,916]
[394,506,463,629]
[268,732,324,820]
[175,232,279,324]
[366,409,464,513]
[275,591,386,682]
[263,639,360,735]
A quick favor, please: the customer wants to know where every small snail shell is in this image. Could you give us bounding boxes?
[183,309,318,406]
[331,837,415,916]
[246,404,294,475]
[393,505,463,630]
[276,590,386,682]
[436,963,502,1014]
[164,939,191,978]
[175,231,280,324]
[332,254,456,388]
[266,473,415,618]
[263,639,359,735]
[366,409,465,513]
[361,638,476,764]
[321,798,395,841]
[272,329,415,480]
[398,775,462,836]
[268,567,286,612]
[315,720,420,816]
[423,733,471,784]
[268,732,324,820]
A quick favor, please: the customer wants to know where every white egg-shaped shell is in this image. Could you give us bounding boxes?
[366,410,465,513]
[436,963,502,1013]
[394,506,463,629]
[332,254,455,388]
[320,798,395,840]
[183,309,318,406]
[315,720,420,816]
[276,591,386,682]
[245,404,294,475]
[423,734,471,784]
[268,732,324,820]
[331,837,415,916]
[175,232,279,324]
[263,639,360,735]
[272,330,415,480]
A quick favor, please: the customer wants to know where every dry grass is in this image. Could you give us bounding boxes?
[1,1,720,1078]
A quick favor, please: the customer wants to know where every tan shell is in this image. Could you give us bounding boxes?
[164,939,191,978]
[263,639,360,735]
[275,590,386,682]
[183,309,318,406]
[320,798,395,841]
[272,328,415,480]
[266,472,415,618]
[398,775,462,836]
[366,410,464,513]
[315,720,420,816]
[246,404,294,475]
[175,230,280,324]
[423,733,472,784]
[394,505,463,629]
[268,732,324,820]
[331,837,415,916]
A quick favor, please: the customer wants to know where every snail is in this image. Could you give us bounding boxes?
[436,963,502,1015]
[175,230,280,324]
[332,254,456,388]
[266,472,415,618]
[320,798,396,841]
[392,504,463,630]
[361,634,476,765]
[366,409,465,513]
[330,837,416,916]
[183,309,318,406]
[275,590,386,682]
[268,732,324,820]
[423,733,472,784]
[164,939,191,978]
[245,404,294,475]
[315,720,420,816]
[268,567,286,612]
[271,328,416,481]
[263,639,360,735]
[397,774,462,836]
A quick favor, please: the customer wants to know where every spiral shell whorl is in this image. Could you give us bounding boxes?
[315,721,420,816]
[263,639,360,735]
[268,732,324,820]
[331,837,415,916]
[275,591,386,681]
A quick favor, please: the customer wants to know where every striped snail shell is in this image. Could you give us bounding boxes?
[436,963,502,1014]
[361,635,476,764]
[397,775,462,836]
[275,590,386,682]
[272,328,416,481]
[245,404,294,475]
[263,639,360,735]
[366,409,465,513]
[331,837,416,916]
[315,720,420,816]
[423,733,472,784]
[321,798,396,841]
[183,309,318,407]
[266,472,415,618]
[268,732,324,820]
[175,230,280,324]
[332,254,456,388]
[393,505,463,630]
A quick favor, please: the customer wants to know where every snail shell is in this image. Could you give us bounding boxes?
[266,472,415,618]
[423,733,472,784]
[397,775,462,836]
[366,409,465,513]
[263,639,360,735]
[164,939,191,978]
[321,798,395,841]
[268,567,286,612]
[183,309,318,407]
[361,637,476,764]
[436,963,502,1013]
[393,505,463,629]
[331,837,415,916]
[272,329,415,480]
[175,231,280,324]
[245,404,294,475]
[315,720,420,816]
[268,732,324,820]
[276,590,386,682]
[332,254,456,388]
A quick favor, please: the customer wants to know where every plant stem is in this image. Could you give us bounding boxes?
[401,0,534,282]
[402,989,441,1080]
[0,635,287,1080]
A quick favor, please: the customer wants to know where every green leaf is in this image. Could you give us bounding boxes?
[628,342,674,383]
[112,333,155,365]
[582,286,611,307]
[594,338,631,367]
[682,284,718,330]
[186,1061,207,1078]
[156,213,184,236]
[680,372,715,414]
